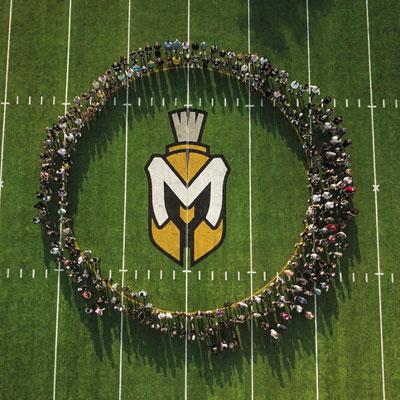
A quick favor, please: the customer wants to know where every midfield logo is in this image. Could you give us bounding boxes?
[145,109,230,266]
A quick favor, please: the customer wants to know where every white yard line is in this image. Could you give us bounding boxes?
[0,0,13,209]
[4,94,400,108]
[184,2,191,399]
[306,1,319,399]
[365,1,386,398]
[118,2,131,399]
[53,1,72,400]
[247,1,254,399]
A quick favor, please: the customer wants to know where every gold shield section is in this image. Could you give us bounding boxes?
[166,144,209,184]
[179,206,195,223]
[151,219,181,263]
[193,220,224,263]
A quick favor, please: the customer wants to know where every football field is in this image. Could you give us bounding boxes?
[0,0,399,399]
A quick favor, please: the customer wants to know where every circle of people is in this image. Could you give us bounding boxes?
[35,39,358,353]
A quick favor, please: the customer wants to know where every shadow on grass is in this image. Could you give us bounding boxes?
[248,0,308,58]
[43,67,358,391]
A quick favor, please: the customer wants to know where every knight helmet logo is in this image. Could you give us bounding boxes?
[145,108,230,266]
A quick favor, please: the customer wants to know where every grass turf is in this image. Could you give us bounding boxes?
[0,0,399,399]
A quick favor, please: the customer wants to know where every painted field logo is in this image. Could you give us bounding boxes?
[145,109,230,266]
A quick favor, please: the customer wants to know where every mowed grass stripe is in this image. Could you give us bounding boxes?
[372,107,400,400]
[6,2,68,99]
[122,3,189,400]
[368,1,400,397]
[0,0,10,165]
[250,2,317,399]
[189,6,253,398]
[309,1,384,398]
[0,276,59,400]
[55,2,128,400]
[0,1,71,399]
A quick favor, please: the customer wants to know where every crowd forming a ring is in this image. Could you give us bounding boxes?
[34,39,358,353]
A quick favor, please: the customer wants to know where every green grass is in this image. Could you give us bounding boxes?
[70,69,307,311]
[0,0,399,399]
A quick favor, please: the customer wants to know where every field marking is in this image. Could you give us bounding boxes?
[3,268,395,285]
[183,3,191,400]
[118,2,131,400]
[365,1,386,398]
[5,94,400,108]
[247,2,254,399]
[0,0,13,209]
[53,2,72,400]
[306,2,319,399]
[19,268,22,278]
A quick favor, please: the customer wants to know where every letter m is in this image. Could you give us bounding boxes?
[146,156,229,228]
